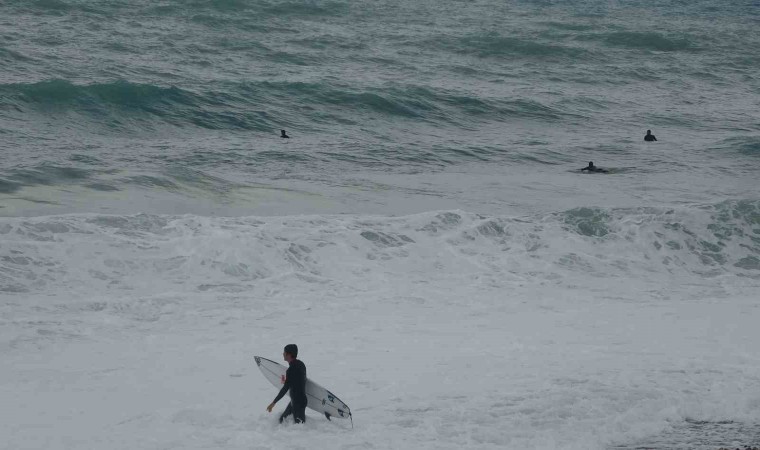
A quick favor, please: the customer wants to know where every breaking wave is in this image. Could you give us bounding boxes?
[1,199,758,295]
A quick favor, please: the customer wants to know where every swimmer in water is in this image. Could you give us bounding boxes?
[644,130,657,142]
[581,161,608,173]
[281,130,290,139]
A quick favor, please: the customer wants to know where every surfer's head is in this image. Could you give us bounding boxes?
[283,344,298,361]
[646,130,652,135]
[588,161,595,167]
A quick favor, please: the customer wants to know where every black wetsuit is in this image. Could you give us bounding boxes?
[273,359,307,423]
[644,134,657,141]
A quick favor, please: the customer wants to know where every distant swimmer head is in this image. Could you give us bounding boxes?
[283,344,298,360]
[280,130,290,138]
[646,130,652,135]
[587,161,595,168]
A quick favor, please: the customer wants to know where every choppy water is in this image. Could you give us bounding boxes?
[1,0,759,216]
[1,1,759,449]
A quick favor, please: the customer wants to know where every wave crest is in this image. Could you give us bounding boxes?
[1,79,275,131]
[1,200,758,295]
[1,78,568,132]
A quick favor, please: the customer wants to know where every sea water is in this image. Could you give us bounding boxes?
[1,0,759,449]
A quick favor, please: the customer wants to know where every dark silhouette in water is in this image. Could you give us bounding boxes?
[581,161,608,173]
[281,130,290,139]
[644,130,657,141]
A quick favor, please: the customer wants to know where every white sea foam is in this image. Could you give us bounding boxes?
[1,202,758,449]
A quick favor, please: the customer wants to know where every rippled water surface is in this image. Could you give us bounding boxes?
[1,0,759,216]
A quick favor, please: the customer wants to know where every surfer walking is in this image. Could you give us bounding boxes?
[267,344,308,424]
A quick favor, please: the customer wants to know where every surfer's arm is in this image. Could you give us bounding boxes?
[272,376,290,404]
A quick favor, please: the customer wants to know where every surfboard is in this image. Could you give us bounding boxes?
[254,356,352,424]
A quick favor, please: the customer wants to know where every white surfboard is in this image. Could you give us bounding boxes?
[254,356,352,424]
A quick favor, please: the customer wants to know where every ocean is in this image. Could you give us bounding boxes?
[1,0,759,449]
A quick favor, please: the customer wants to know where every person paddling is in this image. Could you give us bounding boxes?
[266,344,307,424]
[580,161,608,173]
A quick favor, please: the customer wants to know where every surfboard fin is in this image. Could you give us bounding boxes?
[324,412,331,421]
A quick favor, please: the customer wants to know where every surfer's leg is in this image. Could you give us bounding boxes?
[279,402,293,423]
[293,407,305,423]
[293,400,307,424]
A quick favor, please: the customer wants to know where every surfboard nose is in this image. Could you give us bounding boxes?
[254,356,261,366]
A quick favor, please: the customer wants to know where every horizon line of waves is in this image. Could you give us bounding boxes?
[1,79,574,133]
[3,0,350,16]
[1,199,758,295]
